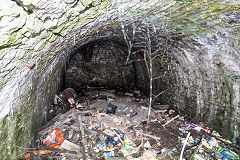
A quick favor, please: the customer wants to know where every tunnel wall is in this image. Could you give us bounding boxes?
[0,0,169,158]
[0,0,239,158]
[64,38,149,93]
[167,1,240,143]
[0,0,113,158]
[65,39,137,91]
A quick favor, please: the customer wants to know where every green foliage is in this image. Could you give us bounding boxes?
[176,0,193,5]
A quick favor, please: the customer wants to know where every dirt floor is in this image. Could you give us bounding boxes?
[25,89,239,160]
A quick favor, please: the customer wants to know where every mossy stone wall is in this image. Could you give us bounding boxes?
[0,0,112,158]
[0,0,239,158]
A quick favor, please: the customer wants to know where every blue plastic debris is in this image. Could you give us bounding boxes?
[221,152,232,159]
[113,129,125,139]
[105,136,120,146]
[225,148,239,159]
[105,151,115,157]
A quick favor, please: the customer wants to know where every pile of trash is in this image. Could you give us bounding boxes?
[25,88,239,160]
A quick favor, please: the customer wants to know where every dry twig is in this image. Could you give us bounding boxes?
[163,115,180,127]
[180,132,191,160]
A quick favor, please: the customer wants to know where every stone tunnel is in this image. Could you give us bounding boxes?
[0,0,240,158]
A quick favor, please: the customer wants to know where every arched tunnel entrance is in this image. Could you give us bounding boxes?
[59,26,177,118]
[36,19,240,159]
[60,21,184,114]
[58,21,200,122]
[43,19,240,145]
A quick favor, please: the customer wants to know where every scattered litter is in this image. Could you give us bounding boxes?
[25,89,240,160]
[133,129,143,137]
[106,103,117,114]
[60,88,77,108]
[61,139,81,151]
[180,121,204,133]
[43,128,64,147]
[144,141,152,148]
[180,132,190,160]
[140,150,157,160]
[105,151,115,157]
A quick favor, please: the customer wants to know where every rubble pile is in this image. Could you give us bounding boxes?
[25,88,239,160]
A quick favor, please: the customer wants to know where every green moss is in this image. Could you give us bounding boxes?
[176,0,193,5]
[50,0,110,38]
[0,91,40,159]
[35,40,48,52]
[0,33,20,49]
[52,24,65,35]
[168,1,240,37]
[48,34,58,42]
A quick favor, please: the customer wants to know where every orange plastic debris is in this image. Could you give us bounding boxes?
[48,144,62,148]
[43,128,64,147]
[25,128,64,160]
[25,150,54,160]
